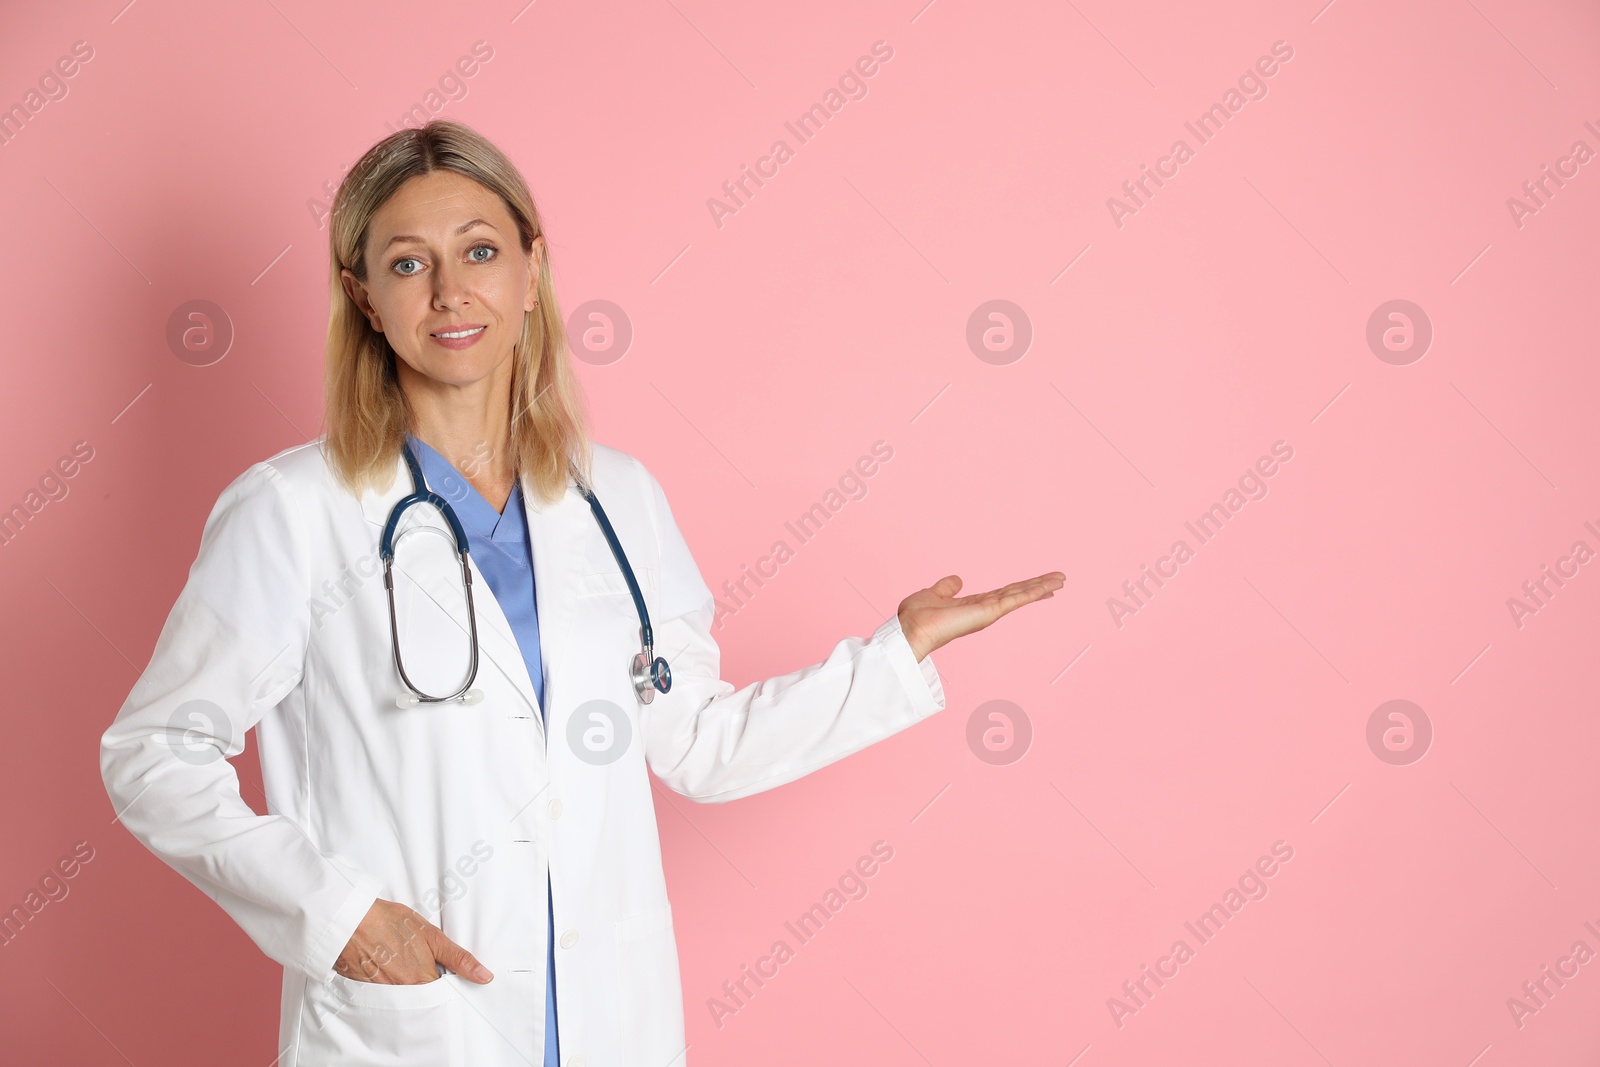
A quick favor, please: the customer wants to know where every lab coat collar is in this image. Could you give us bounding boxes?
[356,445,588,729]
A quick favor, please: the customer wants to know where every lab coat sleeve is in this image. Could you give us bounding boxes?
[638,463,946,803]
[98,460,383,983]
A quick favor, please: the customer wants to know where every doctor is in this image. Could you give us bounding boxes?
[99,119,1062,1067]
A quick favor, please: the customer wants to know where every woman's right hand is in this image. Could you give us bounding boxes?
[334,898,494,985]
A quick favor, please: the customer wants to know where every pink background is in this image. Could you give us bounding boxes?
[3,0,1598,1063]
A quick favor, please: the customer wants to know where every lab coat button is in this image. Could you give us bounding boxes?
[559,928,579,949]
[567,1057,586,1067]
[548,798,563,819]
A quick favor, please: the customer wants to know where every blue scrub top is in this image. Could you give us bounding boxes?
[408,433,560,1067]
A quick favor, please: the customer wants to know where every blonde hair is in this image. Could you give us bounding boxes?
[320,119,592,506]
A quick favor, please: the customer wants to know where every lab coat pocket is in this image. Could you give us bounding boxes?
[615,904,686,1067]
[575,565,658,600]
[296,973,462,1066]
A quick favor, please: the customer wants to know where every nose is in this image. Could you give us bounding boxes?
[432,258,472,309]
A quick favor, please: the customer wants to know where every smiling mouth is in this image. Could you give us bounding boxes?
[433,326,486,339]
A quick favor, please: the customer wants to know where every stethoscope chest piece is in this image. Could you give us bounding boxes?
[631,652,671,704]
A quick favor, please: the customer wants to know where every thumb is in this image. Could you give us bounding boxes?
[933,575,963,596]
[425,924,494,983]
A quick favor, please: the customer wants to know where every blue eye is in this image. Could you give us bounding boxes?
[391,243,497,276]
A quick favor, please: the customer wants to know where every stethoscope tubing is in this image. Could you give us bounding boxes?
[379,441,667,706]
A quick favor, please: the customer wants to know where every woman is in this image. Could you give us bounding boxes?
[99,119,1062,1067]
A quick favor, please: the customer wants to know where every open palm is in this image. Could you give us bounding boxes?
[897,571,1065,662]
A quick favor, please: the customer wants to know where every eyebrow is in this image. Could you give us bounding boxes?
[383,218,496,250]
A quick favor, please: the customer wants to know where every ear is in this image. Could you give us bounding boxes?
[341,268,381,331]
[524,235,546,312]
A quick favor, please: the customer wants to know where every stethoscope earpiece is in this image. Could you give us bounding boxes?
[395,687,482,710]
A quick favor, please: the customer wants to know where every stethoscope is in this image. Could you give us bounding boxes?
[379,440,671,709]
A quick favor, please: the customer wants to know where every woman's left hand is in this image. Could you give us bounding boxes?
[897,572,1065,662]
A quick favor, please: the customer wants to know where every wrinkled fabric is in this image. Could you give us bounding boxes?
[100,435,946,1066]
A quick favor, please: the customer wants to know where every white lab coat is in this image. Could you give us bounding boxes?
[99,436,945,1067]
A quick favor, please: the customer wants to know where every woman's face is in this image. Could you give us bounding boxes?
[341,170,544,395]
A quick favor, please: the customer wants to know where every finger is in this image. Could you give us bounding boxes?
[338,953,385,982]
[426,925,494,983]
[960,574,1063,607]
[979,582,1062,619]
[1010,572,1064,596]
[992,585,1055,612]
